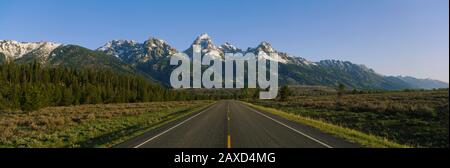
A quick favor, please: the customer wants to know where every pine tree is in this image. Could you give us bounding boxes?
[240,88,249,100]
[337,83,346,97]
[279,85,289,101]
[252,88,260,100]
[20,85,43,111]
[61,88,73,106]
[336,83,346,108]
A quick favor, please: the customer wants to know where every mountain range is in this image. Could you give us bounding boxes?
[1,33,448,90]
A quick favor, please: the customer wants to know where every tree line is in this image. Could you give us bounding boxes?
[0,62,296,111]
[0,62,206,111]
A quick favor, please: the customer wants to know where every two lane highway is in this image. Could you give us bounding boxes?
[116,100,358,148]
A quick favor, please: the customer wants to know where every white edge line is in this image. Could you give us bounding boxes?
[241,103,333,148]
[133,104,216,148]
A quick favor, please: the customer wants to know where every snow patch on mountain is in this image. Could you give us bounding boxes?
[97,38,177,64]
[0,40,61,61]
[245,41,289,63]
[191,33,223,57]
[96,33,325,66]
[219,42,242,53]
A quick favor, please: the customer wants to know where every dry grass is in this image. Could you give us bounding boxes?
[250,89,449,148]
[0,101,213,147]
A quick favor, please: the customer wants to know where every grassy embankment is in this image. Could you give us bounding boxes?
[0,100,214,148]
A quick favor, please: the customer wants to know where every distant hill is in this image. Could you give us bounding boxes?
[396,76,449,89]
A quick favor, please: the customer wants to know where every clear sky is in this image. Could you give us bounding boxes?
[0,0,448,82]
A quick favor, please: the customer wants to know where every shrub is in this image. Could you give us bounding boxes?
[414,105,436,118]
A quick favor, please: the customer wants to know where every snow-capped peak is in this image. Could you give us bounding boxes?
[95,35,313,65]
[0,40,61,61]
[219,42,242,53]
[145,38,168,48]
[97,37,177,63]
[97,40,138,52]
[193,33,216,49]
[244,42,292,64]
[256,41,275,53]
[144,38,177,57]
[188,33,223,59]
[198,33,211,40]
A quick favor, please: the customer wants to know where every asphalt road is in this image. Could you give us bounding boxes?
[116,100,359,148]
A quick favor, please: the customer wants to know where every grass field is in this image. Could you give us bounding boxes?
[0,100,213,148]
[249,89,449,148]
[243,102,408,148]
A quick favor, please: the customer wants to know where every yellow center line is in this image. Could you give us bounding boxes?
[227,103,232,148]
[227,135,231,148]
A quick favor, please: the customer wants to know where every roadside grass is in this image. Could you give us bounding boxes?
[242,102,409,148]
[248,89,449,148]
[0,100,214,148]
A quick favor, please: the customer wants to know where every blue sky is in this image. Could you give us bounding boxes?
[0,0,448,82]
